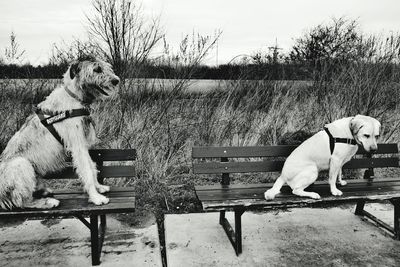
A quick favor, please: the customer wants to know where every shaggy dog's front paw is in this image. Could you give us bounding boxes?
[339,180,347,186]
[331,188,343,196]
[89,194,110,205]
[96,184,110,194]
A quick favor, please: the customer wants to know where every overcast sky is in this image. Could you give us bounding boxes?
[0,0,399,66]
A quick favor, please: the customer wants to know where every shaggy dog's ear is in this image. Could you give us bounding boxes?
[69,61,81,79]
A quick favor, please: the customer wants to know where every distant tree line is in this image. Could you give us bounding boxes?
[1,15,399,81]
[0,61,318,80]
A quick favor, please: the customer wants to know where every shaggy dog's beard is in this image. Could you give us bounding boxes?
[81,83,111,104]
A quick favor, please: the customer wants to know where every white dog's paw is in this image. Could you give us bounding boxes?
[89,194,110,205]
[46,198,60,208]
[331,188,343,196]
[309,192,321,199]
[96,184,110,194]
[264,190,278,200]
[339,180,347,186]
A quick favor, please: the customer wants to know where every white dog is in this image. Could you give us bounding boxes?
[0,57,120,209]
[265,115,381,200]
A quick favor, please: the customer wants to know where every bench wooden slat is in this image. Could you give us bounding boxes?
[44,165,135,179]
[54,187,136,195]
[89,149,137,161]
[192,143,398,158]
[195,179,400,211]
[196,179,400,200]
[357,143,398,154]
[193,160,285,174]
[195,178,400,191]
[99,165,135,178]
[200,192,400,211]
[193,157,399,174]
[192,146,297,158]
[53,190,135,199]
[343,157,399,169]
[0,187,135,218]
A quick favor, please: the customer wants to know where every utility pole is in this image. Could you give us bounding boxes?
[268,38,282,64]
[215,30,219,67]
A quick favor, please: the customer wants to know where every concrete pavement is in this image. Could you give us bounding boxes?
[165,204,400,267]
[0,215,161,267]
[1,204,400,266]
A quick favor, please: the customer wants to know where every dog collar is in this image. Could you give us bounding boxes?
[65,87,82,102]
[324,127,357,154]
[65,87,94,106]
[36,107,91,146]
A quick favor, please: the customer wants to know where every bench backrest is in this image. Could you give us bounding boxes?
[44,149,136,182]
[192,144,399,185]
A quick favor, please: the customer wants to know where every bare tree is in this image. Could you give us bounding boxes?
[86,0,163,79]
[4,31,25,65]
[49,38,97,69]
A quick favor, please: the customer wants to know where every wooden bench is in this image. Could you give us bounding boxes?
[192,144,400,255]
[0,149,136,266]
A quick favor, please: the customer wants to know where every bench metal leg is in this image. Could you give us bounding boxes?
[75,215,107,266]
[99,215,107,254]
[392,200,400,240]
[90,215,101,266]
[355,200,366,216]
[355,199,400,241]
[219,209,245,255]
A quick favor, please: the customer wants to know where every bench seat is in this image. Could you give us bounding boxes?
[0,187,135,218]
[196,178,400,211]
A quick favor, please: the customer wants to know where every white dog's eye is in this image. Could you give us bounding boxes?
[364,134,370,138]
[94,66,102,73]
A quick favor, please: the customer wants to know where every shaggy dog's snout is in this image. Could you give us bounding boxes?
[111,78,119,86]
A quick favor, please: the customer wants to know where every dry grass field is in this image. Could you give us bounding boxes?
[0,72,399,220]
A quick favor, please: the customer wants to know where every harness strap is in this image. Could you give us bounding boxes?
[36,112,64,145]
[36,108,91,146]
[324,127,357,154]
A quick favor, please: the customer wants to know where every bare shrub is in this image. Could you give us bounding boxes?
[86,0,163,79]
[312,33,400,123]
[3,31,25,65]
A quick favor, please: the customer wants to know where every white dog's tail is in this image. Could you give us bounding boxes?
[264,176,285,200]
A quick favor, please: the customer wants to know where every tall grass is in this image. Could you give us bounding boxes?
[0,72,399,216]
[1,36,400,217]
[1,71,399,216]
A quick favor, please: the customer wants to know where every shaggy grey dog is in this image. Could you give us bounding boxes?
[0,57,120,209]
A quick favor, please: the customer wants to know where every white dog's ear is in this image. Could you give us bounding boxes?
[374,119,381,134]
[350,116,364,135]
[69,61,81,79]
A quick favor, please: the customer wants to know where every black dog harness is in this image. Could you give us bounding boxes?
[324,127,357,154]
[36,108,90,146]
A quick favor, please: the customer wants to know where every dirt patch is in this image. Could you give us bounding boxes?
[141,236,157,248]
[0,218,26,228]
[40,218,62,227]
[112,210,156,228]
